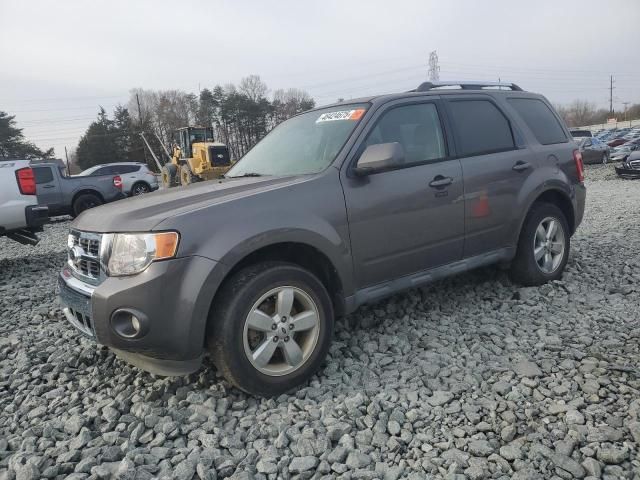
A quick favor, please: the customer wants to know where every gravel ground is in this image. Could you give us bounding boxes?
[1,164,639,480]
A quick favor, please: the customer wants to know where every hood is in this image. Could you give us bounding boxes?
[73,175,304,232]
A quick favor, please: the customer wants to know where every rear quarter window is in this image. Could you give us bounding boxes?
[508,98,568,145]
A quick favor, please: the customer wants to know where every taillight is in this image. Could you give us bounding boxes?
[15,167,36,195]
[113,175,122,190]
[573,149,585,183]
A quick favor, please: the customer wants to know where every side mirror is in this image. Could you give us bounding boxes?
[354,142,405,176]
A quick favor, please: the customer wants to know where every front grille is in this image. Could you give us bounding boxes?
[629,159,640,169]
[64,307,94,337]
[68,230,103,283]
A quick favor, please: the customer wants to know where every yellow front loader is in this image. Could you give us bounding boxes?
[160,127,232,188]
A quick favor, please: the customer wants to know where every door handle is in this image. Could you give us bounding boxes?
[43,185,55,189]
[429,176,453,188]
[512,161,532,172]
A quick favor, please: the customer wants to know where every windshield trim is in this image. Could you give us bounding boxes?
[226,102,371,178]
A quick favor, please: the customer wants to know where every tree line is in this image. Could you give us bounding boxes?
[555,100,640,128]
[74,75,314,170]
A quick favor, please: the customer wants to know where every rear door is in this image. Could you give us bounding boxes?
[341,98,465,288]
[443,95,538,258]
[33,166,62,209]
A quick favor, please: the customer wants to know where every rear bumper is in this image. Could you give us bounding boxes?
[573,183,586,233]
[25,205,48,230]
[58,255,228,375]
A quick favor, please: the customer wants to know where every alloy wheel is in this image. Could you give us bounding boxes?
[533,216,565,274]
[242,286,320,376]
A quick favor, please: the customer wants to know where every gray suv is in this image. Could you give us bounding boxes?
[58,81,586,396]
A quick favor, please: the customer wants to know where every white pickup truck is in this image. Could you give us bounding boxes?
[0,160,48,245]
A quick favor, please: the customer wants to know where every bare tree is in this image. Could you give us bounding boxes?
[239,75,268,102]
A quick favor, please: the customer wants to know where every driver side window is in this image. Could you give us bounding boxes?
[364,103,447,166]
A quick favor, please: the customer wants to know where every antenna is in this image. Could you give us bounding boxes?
[428,51,440,82]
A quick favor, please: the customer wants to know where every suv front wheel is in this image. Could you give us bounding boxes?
[208,262,334,396]
[510,202,570,286]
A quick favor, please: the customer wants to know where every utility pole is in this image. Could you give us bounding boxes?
[64,146,71,176]
[609,75,615,116]
[428,51,440,82]
[136,93,150,165]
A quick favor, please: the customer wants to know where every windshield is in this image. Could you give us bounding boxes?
[226,104,368,177]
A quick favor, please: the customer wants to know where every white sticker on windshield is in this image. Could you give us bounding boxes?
[316,109,365,123]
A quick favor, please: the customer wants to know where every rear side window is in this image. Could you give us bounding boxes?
[447,100,515,156]
[509,98,568,145]
[118,165,140,174]
[33,167,53,184]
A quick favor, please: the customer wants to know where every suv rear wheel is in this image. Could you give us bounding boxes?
[208,262,334,396]
[510,202,570,286]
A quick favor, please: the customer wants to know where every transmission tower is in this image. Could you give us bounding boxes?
[428,51,440,81]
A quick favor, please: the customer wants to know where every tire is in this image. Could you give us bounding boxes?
[131,182,151,196]
[161,164,177,188]
[208,262,334,396]
[72,193,103,217]
[510,202,570,286]
[180,164,198,186]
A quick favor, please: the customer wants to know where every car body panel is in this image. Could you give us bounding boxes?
[0,160,46,232]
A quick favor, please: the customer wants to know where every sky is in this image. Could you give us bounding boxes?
[1,0,639,158]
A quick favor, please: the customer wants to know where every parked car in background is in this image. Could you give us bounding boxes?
[31,162,125,217]
[577,137,610,164]
[0,160,48,244]
[615,150,640,179]
[570,129,592,139]
[59,81,586,395]
[77,162,158,196]
[610,139,640,162]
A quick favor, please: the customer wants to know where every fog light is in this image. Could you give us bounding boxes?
[111,309,148,339]
[131,315,140,334]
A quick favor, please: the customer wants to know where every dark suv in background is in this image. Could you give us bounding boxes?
[58,81,586,396]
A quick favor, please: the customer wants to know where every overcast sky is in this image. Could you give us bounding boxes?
[1,0,639,158]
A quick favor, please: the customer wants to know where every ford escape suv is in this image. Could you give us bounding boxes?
[58,81,586,396]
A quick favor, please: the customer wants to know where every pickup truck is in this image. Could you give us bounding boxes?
[31,162,126,217]
[0,160,48,245]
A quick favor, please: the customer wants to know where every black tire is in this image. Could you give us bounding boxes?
[180,164,198,186]
[72,193,103,217]
[161,164,178,188]
[131,182,151,196]
[510,202,570,286]
[207,262,334,396]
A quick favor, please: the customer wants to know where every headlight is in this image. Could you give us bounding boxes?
[107,232,179,276]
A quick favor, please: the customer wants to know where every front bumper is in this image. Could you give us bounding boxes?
[615,165,640,179]
[58,255,227,375]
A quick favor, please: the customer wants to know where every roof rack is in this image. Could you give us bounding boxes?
[414,81,523,92]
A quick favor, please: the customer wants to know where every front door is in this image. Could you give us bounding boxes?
[341,99,465,288]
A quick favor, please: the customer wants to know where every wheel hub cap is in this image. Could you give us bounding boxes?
[533,216,565,274]
[243,286,320,376]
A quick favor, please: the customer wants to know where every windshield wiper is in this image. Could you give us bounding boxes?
[228,172,264,178]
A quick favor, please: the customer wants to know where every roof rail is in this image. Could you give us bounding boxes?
[414,81,523,92]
